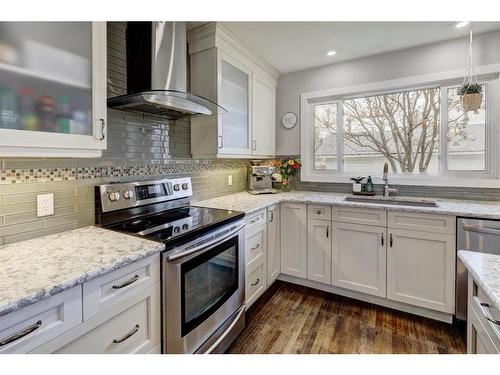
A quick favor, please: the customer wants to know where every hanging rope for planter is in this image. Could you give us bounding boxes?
[458,27,483,112]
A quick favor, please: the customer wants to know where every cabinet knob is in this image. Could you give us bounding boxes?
[316,210,322,215]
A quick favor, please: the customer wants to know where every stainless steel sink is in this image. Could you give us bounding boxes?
[344,196,438,208]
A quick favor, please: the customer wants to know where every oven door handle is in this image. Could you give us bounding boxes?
[166,223,245,263]
[204,304,246,354]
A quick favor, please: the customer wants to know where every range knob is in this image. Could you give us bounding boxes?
[173,226,180,233]
[182,224,189,230]
[182,183,189,190]
[123,190,134,199]
[173,184,180,191]
[108,191,121,202]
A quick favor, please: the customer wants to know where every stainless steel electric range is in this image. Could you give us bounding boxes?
[95,177,246,354]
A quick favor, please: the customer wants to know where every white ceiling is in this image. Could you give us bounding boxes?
[217,22,500,74]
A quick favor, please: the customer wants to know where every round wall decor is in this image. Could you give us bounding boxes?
[281,112,297,129]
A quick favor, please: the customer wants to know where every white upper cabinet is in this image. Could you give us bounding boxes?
[188,23,279,159]
[252,75,276,156]
[0,22,107,157]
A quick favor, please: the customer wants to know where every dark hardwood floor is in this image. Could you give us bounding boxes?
[227,281,466,354]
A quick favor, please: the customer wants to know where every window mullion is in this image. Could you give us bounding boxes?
[439,86,448,174]
[337,100,344,173]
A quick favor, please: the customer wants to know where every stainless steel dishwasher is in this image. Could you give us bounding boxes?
[457,217,500,320]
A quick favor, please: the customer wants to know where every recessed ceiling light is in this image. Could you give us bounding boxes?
[455,21,470,28]
[326,50,337,56]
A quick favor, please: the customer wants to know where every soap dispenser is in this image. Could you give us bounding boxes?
[366,176,374,193]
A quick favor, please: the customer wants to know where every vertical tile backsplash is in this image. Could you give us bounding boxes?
[0,21,248,245]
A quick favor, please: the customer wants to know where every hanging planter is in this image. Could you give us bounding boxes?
[458,27,483,112]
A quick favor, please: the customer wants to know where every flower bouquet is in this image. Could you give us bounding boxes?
[273,157,301,192]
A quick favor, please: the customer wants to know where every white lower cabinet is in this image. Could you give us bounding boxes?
[307,219,331,284]
[267,204,281,286]
[245,262,266,309]
[281,203,307,278]
[33,282,161,354]
[245,209,267,308]
[386,229,455,313]
[468,303,499,354]
[332,222,386,297]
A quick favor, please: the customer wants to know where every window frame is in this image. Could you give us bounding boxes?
[300,67,500,188]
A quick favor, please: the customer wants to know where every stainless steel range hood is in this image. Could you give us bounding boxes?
[107,22,225,119]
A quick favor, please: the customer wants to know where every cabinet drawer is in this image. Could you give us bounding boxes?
[55,282,160,354]
[388,211,455,234]
[307,204,332,221]
[0,287,82,354]
[246,261,266,308]
[468,302,499,353]
[246,209,267,232]
[245,227,266,269]
[83,254,160,320]
[471,278,500,350]
[332,206,386,227]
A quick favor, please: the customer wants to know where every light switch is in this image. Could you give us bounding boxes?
[227,175,233,186]
[37,193,54,217]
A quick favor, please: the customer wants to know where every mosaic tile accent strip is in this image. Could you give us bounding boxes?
[0,160,249,184]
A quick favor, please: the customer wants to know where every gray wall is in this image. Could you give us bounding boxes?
[276,30,500,155]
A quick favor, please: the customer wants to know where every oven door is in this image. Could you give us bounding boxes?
[163,221,245,353]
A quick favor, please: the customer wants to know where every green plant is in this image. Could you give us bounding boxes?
[350,176,365,184]
[457,83,483,96]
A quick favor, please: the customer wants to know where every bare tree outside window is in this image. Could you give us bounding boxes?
[312,86,484,175]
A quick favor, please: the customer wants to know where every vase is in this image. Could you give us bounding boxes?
[281,176,293,192]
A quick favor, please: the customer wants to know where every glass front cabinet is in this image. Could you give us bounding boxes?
[0,22,107,157]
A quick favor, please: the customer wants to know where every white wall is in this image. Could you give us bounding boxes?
[276,30,500,155]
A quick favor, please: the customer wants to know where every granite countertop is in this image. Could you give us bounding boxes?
[458,251,500,312]
[0,226,165,316]
[196,190,500,219]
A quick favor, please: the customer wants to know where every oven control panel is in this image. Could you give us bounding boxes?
[98,177,193,213]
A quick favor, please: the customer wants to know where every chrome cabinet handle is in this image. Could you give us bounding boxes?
[251,243,260,250]
[99,118,106,140]
[463,225,500,236]
[251,278,260,286]
[0,320,42,347]
[389,233,393,247]
[326,225,329,238]
[269,210,274,223]
[479,301,500,326]
[218,135,223,149]
[113,324,140,343]
[112,275,139,289]
[381,232,384,246]
[252,140,256,151]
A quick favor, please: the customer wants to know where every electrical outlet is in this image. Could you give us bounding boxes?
[37,193,54,217]
[227,175,233,186]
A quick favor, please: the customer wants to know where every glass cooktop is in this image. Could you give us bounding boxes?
[107,205,244,246]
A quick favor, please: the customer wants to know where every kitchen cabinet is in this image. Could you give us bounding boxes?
[332,222,386,297]
[267,204,280,286]
[386,229,455,313]
[466,274,500,354]
[0,22,107,157]
[188,22,278,159]
[252,75,276,156]
[244,209,267,309]
[281,202,307,278]
[307,219,331,284]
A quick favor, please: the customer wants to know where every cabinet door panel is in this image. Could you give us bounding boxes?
[267,204,280,285]
[280,203,307,278]
[307,219,331,284]
[252,76,275,156]
[332,222,386,297]
[218,53,251,155]
[0,22,106,156]
[387,229,455,313]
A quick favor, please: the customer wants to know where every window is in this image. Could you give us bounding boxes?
[302,78,494,185]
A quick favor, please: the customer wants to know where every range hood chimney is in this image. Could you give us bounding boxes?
[107,21,225,119]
